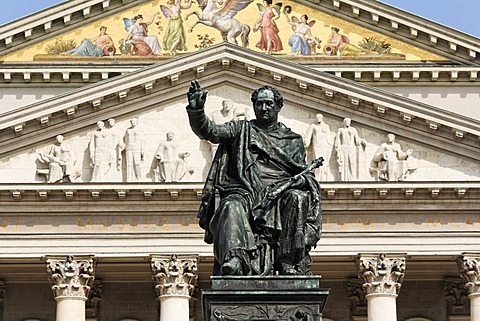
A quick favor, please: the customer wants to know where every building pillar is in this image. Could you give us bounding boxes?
[46,255,95,321]
[0,280,5,321]
[457,253,480,321]
[151,254,198,321]
[356,253,406,321]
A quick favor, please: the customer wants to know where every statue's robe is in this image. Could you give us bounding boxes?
[187,107,322,275]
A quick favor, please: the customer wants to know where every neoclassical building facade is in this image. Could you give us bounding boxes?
[0,0,479,320]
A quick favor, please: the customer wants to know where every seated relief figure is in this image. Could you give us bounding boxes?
[186,80,322,276]
[38,135,75,183]
[154,132,191,182]
[372,133,414,181]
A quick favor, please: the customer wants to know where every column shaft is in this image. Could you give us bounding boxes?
[160,296,190,321]
[56,297,87,321]
[367,294,397,321]
[471,294,480,321]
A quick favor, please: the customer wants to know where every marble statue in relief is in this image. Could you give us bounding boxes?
[107,118,125,181]
[155,132,190,182]
[209,99,237,158]
[334,118,366,181]
[124,118,145,182]
[372,133,413,181]
[186,80,322,276]
[303,113,333,181]
[90,121,112,182]
[38,135,75,183]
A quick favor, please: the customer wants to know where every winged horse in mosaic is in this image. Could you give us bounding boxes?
[185,0,253,47]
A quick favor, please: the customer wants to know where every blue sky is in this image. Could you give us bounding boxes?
[0,0,479,37]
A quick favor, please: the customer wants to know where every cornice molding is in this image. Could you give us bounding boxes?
[0,44,479,162]
[0,182,478,205]
[2,64,480,86]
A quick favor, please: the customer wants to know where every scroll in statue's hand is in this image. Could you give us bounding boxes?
[187,79,208,109]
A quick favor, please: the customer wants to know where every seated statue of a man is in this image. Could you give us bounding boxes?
[186,80,322,276]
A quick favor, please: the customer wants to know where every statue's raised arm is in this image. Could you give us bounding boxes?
[187,80,208,110]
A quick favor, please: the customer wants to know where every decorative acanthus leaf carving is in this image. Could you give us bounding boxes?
[151,254,197,298]
[46,255,95,299]
[356,253,406,296]
[457,254,480,295]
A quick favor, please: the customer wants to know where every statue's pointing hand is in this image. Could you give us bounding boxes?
[187,80,208,109]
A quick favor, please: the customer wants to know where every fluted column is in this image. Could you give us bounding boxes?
[46,255,95,321]
[356,253,406,321]
[457,253,480,321]
[151,254,198,321]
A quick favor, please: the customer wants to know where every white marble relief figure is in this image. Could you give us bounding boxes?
[155,132,190,182]
[89,121,113,182]
[372,133,413,181]
[38,135,75,183]
[334,118,366,181]
[303,113,333,181]
[107,118,125,181]
[210,99,237,158]
[124,118,145,182]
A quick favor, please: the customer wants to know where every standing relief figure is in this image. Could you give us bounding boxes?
[155,132,190,182]
[210,100,238,159]
[124,118,145,182]
[38,135,75,183]
[372,133,414,181]
[106,118,125,181]
[303,113,333,181]
[334,118,366,181]
[90,121,112,182]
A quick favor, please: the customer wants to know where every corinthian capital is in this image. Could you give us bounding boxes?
[45,255,95,300]
[151,254,198,298]
[457,253,480,296]
[356,253,406,296]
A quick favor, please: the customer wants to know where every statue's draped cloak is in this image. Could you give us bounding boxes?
[187,107,321,270]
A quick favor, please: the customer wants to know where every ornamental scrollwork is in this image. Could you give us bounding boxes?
[151,254,197,298]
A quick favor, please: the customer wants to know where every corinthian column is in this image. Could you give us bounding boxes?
[46,255,95,321]
[356,253,406,321]
[457,253,480,321]
[151,254,198,321]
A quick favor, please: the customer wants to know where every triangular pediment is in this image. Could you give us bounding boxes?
[0,0,479,65]
[0,43,479,184]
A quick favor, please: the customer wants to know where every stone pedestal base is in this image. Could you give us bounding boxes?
[202,276,329,321]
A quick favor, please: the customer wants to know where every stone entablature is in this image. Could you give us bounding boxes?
[2,64,480,85]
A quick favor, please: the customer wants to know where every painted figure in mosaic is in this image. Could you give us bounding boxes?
[123,13,161,56]
[284,11,319,56]
[254,0,283,54]
[124,118,145,182]
[372,133,413,181]
[303,113,333,181]
[185,0,252,47]
[63,26,116,57]
[38,135,75,183]
[323,27,366,57]
[155,132,190,182]
[334,118,366,181]
[90,121,112,182]
[187,80,322,276]
[161,0,192,56]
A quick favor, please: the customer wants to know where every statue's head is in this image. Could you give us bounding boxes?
[97,120,105,130]
[222,99,233,111]
[166,132,175,141]
[108,118,116,127]
[130,118,138,127]
[56,135,64,144]
[315,113,323,122]
[387,133,395,143]
[251,86,283,125]
[343,117,351,127]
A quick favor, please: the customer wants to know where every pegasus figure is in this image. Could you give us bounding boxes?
[185,0,253,47]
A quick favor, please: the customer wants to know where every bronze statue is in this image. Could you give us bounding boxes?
[186,80,322,276]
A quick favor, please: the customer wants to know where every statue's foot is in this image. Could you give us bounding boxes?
[279,262,299,275]
[220,257,243,275]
